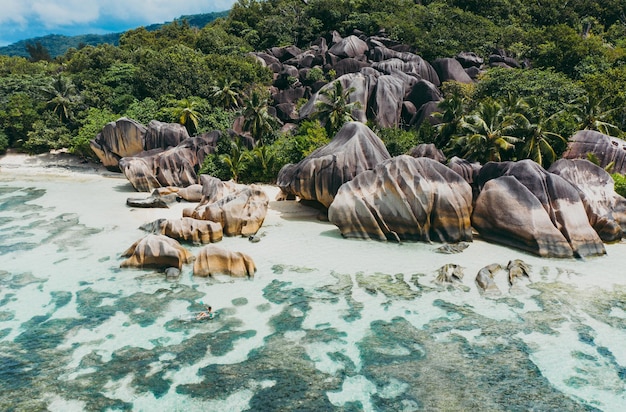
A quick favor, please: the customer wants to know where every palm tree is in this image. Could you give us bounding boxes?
[241,90,279,145]
[515,109,566,167]
[453,100,522,163]
[170,97,202,136]
[249,144,278,183]
[312,81,362,136]
[220,138,251,183]
[567,94,621,136]
[42,75,80,123]
[433,93,466,148]
[211,78,242,110]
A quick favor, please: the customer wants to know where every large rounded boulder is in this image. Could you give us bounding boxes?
[548,158,626,241]
[472,160,606,258]
[562,130,626,174]
[120,234,193,270]
[328,156,473,242]
[277,122,391,207]
[432,58,474,84]
[90,117,147,170]
[185,184,269,237]
[119,132,219,191]
[193,245,256,278]
[143,217,224,244]
[329,35,369,58]
[144,120,189,150]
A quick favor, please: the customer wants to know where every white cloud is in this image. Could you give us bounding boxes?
[102,0,235,23]
[0,0,234,28]
[0,0,30,26]
[31,1,101,27]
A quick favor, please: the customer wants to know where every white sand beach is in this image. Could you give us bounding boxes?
[1,151,625,411]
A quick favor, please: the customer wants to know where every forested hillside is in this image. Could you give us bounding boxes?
[0,11,229,58]
[1,0,625,186]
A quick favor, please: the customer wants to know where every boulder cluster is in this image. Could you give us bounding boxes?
[93,29,625,260]
[278,122,626,258]
[251,31,501,131]
[90,117,221,192]
[121,176,268,278]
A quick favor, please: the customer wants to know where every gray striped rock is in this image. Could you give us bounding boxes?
[328,156,473,242]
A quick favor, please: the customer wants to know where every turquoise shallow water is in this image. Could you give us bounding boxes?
[0,171,625,411]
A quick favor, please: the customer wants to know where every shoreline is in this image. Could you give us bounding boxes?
[2,149,626,411]
[0,150,118,177]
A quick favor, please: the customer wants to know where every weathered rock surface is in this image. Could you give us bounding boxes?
[456,52,484,68]
[472,160,605,258]
[143,120,189,151]
[475,263,502,297]
[277,122,391,207]
[371,74,406,128]
[329,35,369,58]
[405,79,442,114]
[90,117,147,170]
[507,259,531,285]
[193,245,256,278]
[143,217,223,244]
[408,143,446,163]
[120,234,193,270]
[562,130,626,174]
[328,156,473,242]
[126,194,175,208]
[432,58,474,84]
[197,175,239,205]
[119,131,220,192]
[549,158,626,241]
[448,157,482,200]
[185,184,269,236]
[91,118,191,171]
[175,184,204,202]
[299,73,372,123]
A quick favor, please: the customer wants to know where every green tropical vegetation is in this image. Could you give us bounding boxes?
[0,0,625,184]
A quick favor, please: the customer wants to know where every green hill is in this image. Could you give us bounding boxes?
[0,11,229,59]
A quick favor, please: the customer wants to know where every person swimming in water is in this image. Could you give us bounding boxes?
[196,305,213,320]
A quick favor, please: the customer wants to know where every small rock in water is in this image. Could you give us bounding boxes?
[126,196,169,208]
[248,235,261,243]
[507,259,531,285]
[435,263,464,284]
[475,263,502,297]
[165,267,181,279]
[435,242,469,254]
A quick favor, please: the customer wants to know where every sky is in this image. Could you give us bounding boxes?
[0,0,237,46]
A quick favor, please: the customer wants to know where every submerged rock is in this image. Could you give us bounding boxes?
[164,267,181,279]
[435,242,470,254]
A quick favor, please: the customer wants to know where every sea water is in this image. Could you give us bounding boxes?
[0,168,625,411]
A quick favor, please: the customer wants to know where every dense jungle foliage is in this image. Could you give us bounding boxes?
[1,0,625,185]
